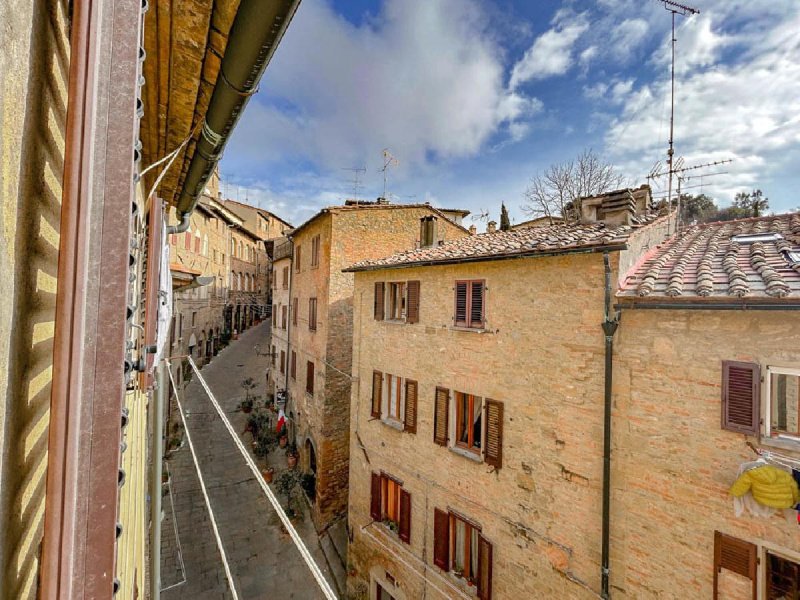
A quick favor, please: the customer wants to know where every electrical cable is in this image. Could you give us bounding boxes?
[166,363,240,600]
[186,356,339,600]
[159,460,188,592]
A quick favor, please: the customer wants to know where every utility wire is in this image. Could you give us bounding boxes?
[167,363,240,600]
[186,356,339,600]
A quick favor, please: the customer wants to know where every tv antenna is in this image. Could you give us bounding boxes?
[659,0,699,235]
[379,149,399,200]
[341,166,366,204]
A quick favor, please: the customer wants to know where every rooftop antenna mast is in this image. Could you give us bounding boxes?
[660,0,699,235]
[341,166,366,204]
[379,149,399,200]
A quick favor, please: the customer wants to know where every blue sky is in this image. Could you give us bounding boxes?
[220,0,800,228]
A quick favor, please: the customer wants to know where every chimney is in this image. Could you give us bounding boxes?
[376,196,389,205]
[579,186,651,226]
[469,224,477,235]
[487,220,497,233]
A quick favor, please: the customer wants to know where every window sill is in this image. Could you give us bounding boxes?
[381,418,405,432]
[448,445,483,463]
[384,319,408,325]
[758,435,800,454]
[448,326,489,334]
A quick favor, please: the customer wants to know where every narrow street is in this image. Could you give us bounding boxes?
[160,321,341,599]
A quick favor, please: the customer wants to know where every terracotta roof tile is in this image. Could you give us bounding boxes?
[619,214,800,301]
[345,213,664,271]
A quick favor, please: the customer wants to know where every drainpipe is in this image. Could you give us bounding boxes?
[150,360,166,599]
[167,211,190,235]
[601,252,619,599]
[172,0,301,221]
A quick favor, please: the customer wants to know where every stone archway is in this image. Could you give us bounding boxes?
[305,438,317,475]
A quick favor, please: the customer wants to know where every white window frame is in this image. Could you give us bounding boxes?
[381,373,405,427]
[386,281,407,321]
[764,365,800,442]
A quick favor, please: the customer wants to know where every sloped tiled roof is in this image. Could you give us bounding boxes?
[344,213,664,272]
[618,214,800,302]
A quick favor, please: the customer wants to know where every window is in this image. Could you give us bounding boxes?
[202,234,208,256]
[272,305,277,327]
[374,280,420,323]
[184,230,191,250]
[213,249,218,263]
[282,266,289,289]
[295,245,302,272]
[433,509,492,599]
[766,551,800,599]
[370,371,417,433]
[290,351,296,380]
[420,216,438,248]
[306,361,314,396]
[194,232,201,253]
[434,387,503,468]
[388,282,406,321]
[281,305,287,330]
[280,350,285,375]
[191,312,196,327]
[170,234,176,246]
[454,280,485,329]
[370,472,411,543]
[271,345,276,367]
[766,367,800,440]
[292,297,298,326]
[309,298,317,331]
[455,392,482,453]
[376,583,396,600]
[311,234,320,267]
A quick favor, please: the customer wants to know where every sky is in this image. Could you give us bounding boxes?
[219,0,800,228]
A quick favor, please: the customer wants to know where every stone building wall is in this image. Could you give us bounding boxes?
[269,251,292,401]
[0,0,70,596]
[347,253,617,599]
[613,308,800,599]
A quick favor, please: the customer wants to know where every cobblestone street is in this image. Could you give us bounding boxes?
[160,321,342,599]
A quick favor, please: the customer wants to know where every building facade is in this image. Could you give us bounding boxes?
[277,202,471,530]
[344,188,671,599]
[268,237,293,406]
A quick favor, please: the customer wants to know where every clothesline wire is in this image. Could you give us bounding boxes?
[746,441,800,469]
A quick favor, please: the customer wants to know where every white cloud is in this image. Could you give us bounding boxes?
[224,0,539,178]
[509,15,589,88]
[610,18,648,62]
[579,46,598,67]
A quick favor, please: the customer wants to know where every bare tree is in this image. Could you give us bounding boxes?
[521,149,626,223]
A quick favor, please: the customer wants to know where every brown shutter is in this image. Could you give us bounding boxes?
[721,361,760,435]
[371,371,382,418]
[406,280,420,323]
[471,280,485,328]
[404,379,418,433]
[433,508,449,570]
[290,351,296,380]
[399,489,411,544]
[454,282,468,326]
[484,399,503,469]
[292,297,298,326]
[713,531,757,600]
[306,361,314,395]
[374,282,385,320]
[370,472,381,521]
[477,534,493,600]
[434,387,449,446]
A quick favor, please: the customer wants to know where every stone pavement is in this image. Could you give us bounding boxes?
[160,321,338,599]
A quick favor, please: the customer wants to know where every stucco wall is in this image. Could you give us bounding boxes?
[0,0,69,596]
[613,308,800,599]
[348,252,620,599]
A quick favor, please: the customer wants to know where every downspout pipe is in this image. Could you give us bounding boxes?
[166,211,190,235]
[150,361,166,599]
[601,252,619,599]
[173,0,301,220]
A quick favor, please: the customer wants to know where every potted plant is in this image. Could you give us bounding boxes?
[275,470,302,518]
[286,442,298,468]
[239,396,254,414]
[278,423,288,448]
[453,567,464,579]
[261,466,275,483]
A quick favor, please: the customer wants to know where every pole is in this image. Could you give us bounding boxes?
[151,360,166,599]
[666,10,676,235]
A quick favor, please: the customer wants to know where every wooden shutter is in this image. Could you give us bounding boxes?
[484,399,503,469]
[374,282,385,320]
[454,282,468,326]
[371,371,382,418]
[370,472,382,521]
[434,387,449,446]
[477,534,493,600]
[290,351,296,379]
[292,297,298,326]
[406,280,420,323]
[307,361,314,395]
[471,281,485,328]
[713,531,757,600]
[404,380,418,433]
[721,361,760,435]
[433,508,449,570]
[399,489,411,544]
